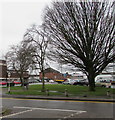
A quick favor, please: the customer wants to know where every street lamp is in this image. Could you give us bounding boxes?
[8,72,11,93]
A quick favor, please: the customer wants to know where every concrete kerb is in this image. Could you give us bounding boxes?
[2,94,115,103]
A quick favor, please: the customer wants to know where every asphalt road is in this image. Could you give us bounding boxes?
[0,97,114,120]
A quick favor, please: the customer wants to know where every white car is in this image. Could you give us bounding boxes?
[95,80,111,88]
[49,80,54,83]
[63,79,75,85]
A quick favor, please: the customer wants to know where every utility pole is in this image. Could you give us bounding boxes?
[8,72,11,93]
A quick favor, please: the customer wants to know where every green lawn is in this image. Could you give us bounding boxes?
[8,84,115,98]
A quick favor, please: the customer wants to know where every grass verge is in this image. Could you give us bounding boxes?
[1,108,12,116]
[7,84,115,98]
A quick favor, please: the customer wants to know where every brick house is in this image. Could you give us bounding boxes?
[0,60,70,82]
[0,60,29,82]
[39,68,65,81]
[0,60,7,81]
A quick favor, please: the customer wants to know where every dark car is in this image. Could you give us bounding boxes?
[7,81,15,87]
[73,80,89,86]
[111,80,115,85]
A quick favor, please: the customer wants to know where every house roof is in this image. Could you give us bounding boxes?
[44,68,60,73]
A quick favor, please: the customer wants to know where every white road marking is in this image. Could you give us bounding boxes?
[0,106,86,118]
[63,111,87,119]
[13,106,86,113]
[1,109,33,118]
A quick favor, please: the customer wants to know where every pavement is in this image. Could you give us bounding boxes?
[2,94,115,102]
[1,88,115,103]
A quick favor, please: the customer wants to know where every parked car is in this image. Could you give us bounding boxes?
[49,80,55,83]
[72,79,89,86]
[63,79,75,85]
[13,81,21,84]
[0,81,7,85]
[6,81,15,87]
[111,80,115,85]
[55,79,65,83]
[28,79,40,83]
[95,80,111,88]
[32,80,39,83]
[111,80,115,88]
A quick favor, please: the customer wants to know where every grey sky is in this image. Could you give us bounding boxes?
[0,0,72,73]
[0,0,52,58]
[1,0,113,74]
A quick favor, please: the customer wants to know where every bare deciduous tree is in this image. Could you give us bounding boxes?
[5,41,36,87]
[43,1,115,91]
[24,25,50,92]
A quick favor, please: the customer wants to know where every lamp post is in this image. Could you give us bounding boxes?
[8,72,11,93]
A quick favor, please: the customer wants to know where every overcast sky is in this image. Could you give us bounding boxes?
[0,0,113,58]
[0,0,75,73]
[0,0,53,58]
[1,0,113,74]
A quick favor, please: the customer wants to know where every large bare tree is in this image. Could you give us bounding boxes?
[5,41,36,86]
[43,1,115,91]
[24,25,50,92]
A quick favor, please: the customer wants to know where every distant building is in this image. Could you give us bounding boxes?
[0,60,29,81]
[39,68,66,80]
[0,60,7,81]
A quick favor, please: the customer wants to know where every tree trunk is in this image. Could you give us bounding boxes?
[41,69,45,92]
[20,76,24,90]
[20,77,23,87]
[87,74,95,91]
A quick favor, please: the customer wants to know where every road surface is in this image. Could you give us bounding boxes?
[0,97,114,120]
